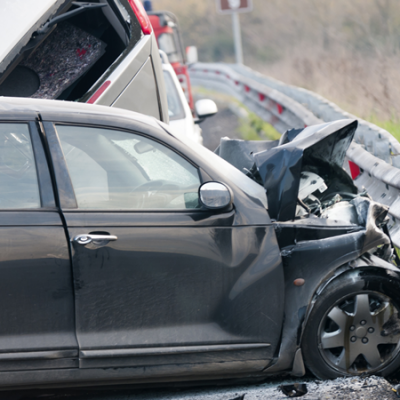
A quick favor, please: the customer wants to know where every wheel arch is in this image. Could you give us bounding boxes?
[265,252,400,377]
[311,256,400,304]
[295,255,400,376]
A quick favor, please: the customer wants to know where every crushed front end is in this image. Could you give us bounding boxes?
[215,119,400,376]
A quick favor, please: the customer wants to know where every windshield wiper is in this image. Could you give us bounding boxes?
[37,2,108,35]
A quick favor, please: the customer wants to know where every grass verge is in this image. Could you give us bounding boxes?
[368,117,400,143]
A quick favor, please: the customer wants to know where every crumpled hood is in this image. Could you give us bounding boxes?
[254,119,358,221]
[215,119,358,221]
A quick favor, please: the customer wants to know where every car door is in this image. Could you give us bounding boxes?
[43,119,283,374]
[0,119,77,372]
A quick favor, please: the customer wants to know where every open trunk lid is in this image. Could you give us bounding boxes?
[0,0,70,74]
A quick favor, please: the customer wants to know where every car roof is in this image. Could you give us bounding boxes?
[0,97,161,129]
[0,0,68,74]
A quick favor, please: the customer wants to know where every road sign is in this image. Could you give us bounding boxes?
[217,0,253,14]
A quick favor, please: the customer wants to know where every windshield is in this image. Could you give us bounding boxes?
[158,32,183,64]
[160,123,268,209]
[163,70,186,121]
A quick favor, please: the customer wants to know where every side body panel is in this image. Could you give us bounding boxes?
[0,118,77,372]
[112,57,160,120]
[65,214,283,368]
[41,115,285,379]
[93,35,151,107]
[90,33,168,123]
[0,214,78,371]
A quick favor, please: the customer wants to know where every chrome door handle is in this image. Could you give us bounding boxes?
[73,234,118,245]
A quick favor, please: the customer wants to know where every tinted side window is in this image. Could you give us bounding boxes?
[57,125,201,210]
[0,124,40,209]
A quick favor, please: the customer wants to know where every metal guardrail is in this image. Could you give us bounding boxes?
[189,62,400,247]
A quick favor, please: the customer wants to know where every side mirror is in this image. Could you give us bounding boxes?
[199,182,232,210]
[194,99,218,124]
[186,46,198,64]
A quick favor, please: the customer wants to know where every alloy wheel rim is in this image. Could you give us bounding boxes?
[318,291,400,375]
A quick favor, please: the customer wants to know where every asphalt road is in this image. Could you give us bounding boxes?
[199,104,242,151]
[3,375,397,400]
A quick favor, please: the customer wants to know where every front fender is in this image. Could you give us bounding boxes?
[264,237,400,376]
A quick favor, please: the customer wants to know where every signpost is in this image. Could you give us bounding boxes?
[216,0,253,64]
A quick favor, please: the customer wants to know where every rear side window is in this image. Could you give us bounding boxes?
[163,70,185,120]
[0,124,40,209]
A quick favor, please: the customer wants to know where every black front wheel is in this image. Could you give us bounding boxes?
[302,271,400,379]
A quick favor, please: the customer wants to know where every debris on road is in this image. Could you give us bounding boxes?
[1,376,397,400]
[304,376,396,399]
[392,384,400,397]
[279,383,308,397]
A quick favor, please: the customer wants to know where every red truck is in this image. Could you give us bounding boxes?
[146,8,197,112]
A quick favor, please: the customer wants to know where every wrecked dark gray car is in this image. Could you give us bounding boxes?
[0,100,399,391]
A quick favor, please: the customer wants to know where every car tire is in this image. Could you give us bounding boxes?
[302,270,400,379]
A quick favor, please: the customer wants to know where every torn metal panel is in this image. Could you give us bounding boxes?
[253,119,358,221]
[216,119,358,222]
[274,217,362,249]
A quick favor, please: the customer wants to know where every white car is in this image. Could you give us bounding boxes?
[160,51,217,144]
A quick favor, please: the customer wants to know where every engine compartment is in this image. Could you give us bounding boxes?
[215,119,396,264]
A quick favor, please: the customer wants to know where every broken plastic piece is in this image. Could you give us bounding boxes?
[392,385,400,397]
[298,171,327,200]
[279,383,308,397]
[348,160,361,179]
